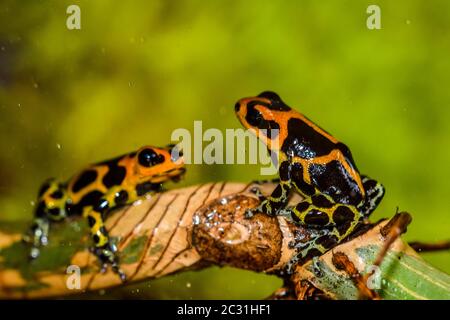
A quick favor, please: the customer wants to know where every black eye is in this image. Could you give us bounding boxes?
[245,106,265,128]
[138,148,164,167]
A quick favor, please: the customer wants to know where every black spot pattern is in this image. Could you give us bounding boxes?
[93,199,109,213]
[315,235,339,249]
[279,161,291,181]
[102,165,126,188]
[245,103,266,127]
[35,201,46,218]
[333,206,355,224]
[291,211,301,223]
[72,170,98,193]
[48,208,61,217]
[136,181,160,196]
[309,161,362,206]
[304,209,330,226]
[245,104,280,139]
[50,189,64,199]
[88,216,96,227]
[291,162,315,196]
[281,118,336,159]
[302,248,323,263]
[311,194,334,208]
[72,190,104,215]
[295,201,310,213]
[115,190,129,205]
[337,220,353,237]
[271,184,283,198]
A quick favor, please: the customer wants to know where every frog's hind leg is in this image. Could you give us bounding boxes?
[359,175,385,216]
[290,196,363,258]
[24,178,68,259]
[84,187,129,282]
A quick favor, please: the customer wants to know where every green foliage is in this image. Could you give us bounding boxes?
[305,245,450,300]
[0,0,449,298]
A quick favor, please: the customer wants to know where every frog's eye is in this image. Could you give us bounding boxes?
[246,106,265,128]
[138,148,165,167]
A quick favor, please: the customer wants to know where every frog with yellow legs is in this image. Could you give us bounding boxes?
[24,145,185,281]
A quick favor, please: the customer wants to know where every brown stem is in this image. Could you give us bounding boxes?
[0,182,308,298]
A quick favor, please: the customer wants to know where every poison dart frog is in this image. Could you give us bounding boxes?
[24,145,185,281]
[235,91,384,260]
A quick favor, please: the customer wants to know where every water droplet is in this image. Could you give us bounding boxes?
[30,248,40,259]
[193,215,201,225]
[56,143,62,149]
[186,282,191,288]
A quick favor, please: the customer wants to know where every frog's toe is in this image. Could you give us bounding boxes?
[245,201,272,218]
[114,266,127,282]
[245,209,256,219]
[249,187,266,201]
[93,243,126,282]
[29,247,41,259]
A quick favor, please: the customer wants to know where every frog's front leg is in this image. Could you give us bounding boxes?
[84,187,129,282]
[247,161,292,217]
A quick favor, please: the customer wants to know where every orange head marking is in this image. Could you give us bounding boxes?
[134,145,185,184]
[234,91,291,150]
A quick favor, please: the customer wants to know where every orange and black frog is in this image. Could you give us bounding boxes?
[235,91,384,259]
[24,145,185,281]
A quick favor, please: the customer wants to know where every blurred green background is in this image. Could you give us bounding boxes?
[0,0,449,299]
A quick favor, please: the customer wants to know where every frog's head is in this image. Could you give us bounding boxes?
[234,91,291,150]
[134,145,185,184]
